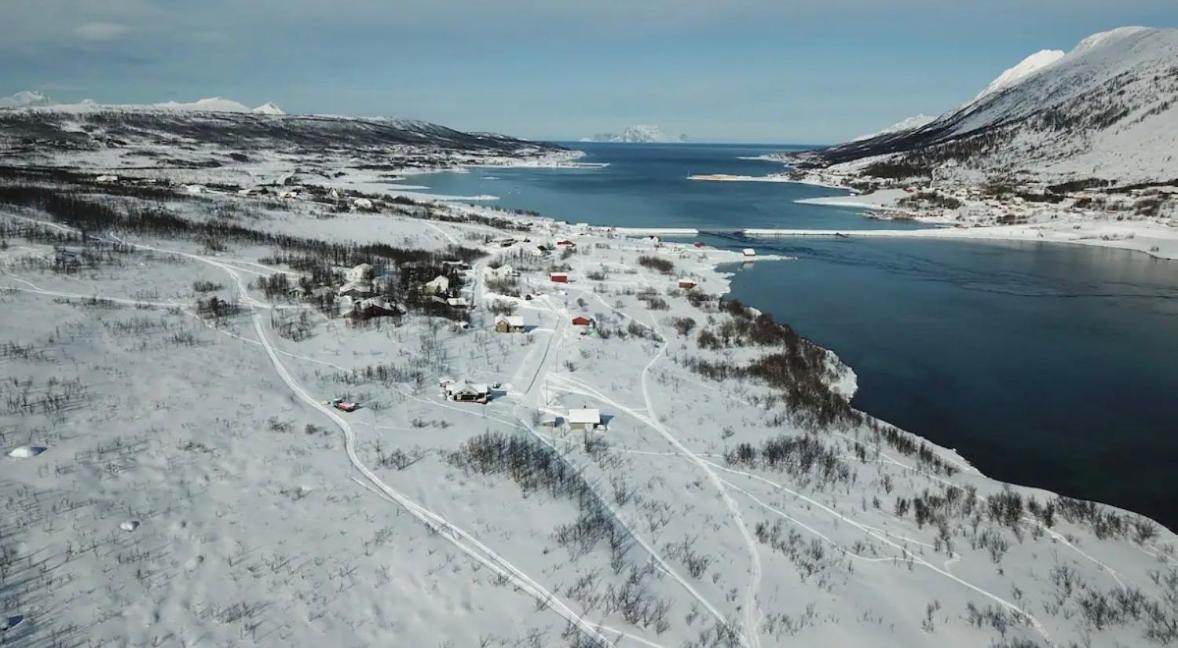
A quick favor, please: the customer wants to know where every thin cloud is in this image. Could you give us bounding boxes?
[75,22,130,42]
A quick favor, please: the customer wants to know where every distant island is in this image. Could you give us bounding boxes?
[580,124,688,143]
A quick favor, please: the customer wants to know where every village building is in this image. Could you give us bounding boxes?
[441,379,490,404]
[442,260,471,274]
[445,297,469,309]
[345,296,403,318]
[423,275,450,295]
[337,280,374,298]
[345,263,374,283]
[567,408,601,432]
[742,248,757,257]
[550,272,569,283]
[571,315,594,328]
[677,278,697,290]
[494,315,526,333]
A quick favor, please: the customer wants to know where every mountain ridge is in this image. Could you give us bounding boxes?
[805,26,1178,184]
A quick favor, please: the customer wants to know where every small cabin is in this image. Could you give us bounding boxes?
[345,263,374,283]
[677,279,697,290]
[567,408,601,432]
[571,315,594,328]
[423,275,450,295]
[338,280,375,297]
[494,315,526,333]
[354,296,402,318]
[550,273,569,284]
[555,239,576,248]
[441,379,490,404]
[741,248,757,258]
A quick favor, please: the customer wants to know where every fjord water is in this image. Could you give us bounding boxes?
[411,143,1178,529]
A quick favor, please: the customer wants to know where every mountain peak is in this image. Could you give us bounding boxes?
[1073,26,1153,54]
[252,102,285,115]
[975,49,1065,100]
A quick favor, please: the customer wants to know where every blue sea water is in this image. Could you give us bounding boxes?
[410,142,1178,530]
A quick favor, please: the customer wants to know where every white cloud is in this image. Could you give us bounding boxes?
[74,21,129,42]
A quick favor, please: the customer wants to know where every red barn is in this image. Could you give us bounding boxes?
[550,273,569,283]
[571,315,594,327]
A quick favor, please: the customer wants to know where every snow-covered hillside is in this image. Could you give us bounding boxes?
[811,26,1178,184]
[582,125,688,143]
[0,96,568,179]
[852,114,936,142]
[2,99,1177,647]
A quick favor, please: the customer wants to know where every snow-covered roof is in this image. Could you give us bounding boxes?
[567,408,601,425]
[496,315,525,327]
[446,381,489,395]
[338,280,373,295]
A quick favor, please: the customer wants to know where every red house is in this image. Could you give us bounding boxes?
[555,239,576,248]
[550,272,569,283]
[677,279,697,290]
[571,315,594,327]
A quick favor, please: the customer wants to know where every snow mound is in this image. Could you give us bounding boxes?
[975,49,1065,99]
[151,97,253,112]
[119,520,140,532]
[252,102,285,115]
[0,90,52,109]
[8,445,47,458]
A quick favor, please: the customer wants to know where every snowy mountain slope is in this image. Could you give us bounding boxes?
[852,114,936,141]
[809,27,1178,183]
[0,103,560,158]
[973,49,1065,100]
[0,92,287,115]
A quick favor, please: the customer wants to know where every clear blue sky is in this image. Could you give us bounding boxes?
[2,1,1176,144]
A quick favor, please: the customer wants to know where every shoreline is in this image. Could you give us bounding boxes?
[452,186,1178,532]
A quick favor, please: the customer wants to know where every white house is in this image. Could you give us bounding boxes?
[423,275,450,295]
[338,280,374,297]
[494,315,526,333]
[741,248,757,258]
[345,263,374,283]
[441,379,490,404]
[567,408,601,432]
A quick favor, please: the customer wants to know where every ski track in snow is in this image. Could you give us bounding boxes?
[539,286,764,648]
[48,226,638,648]
[6,212,1152,645]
